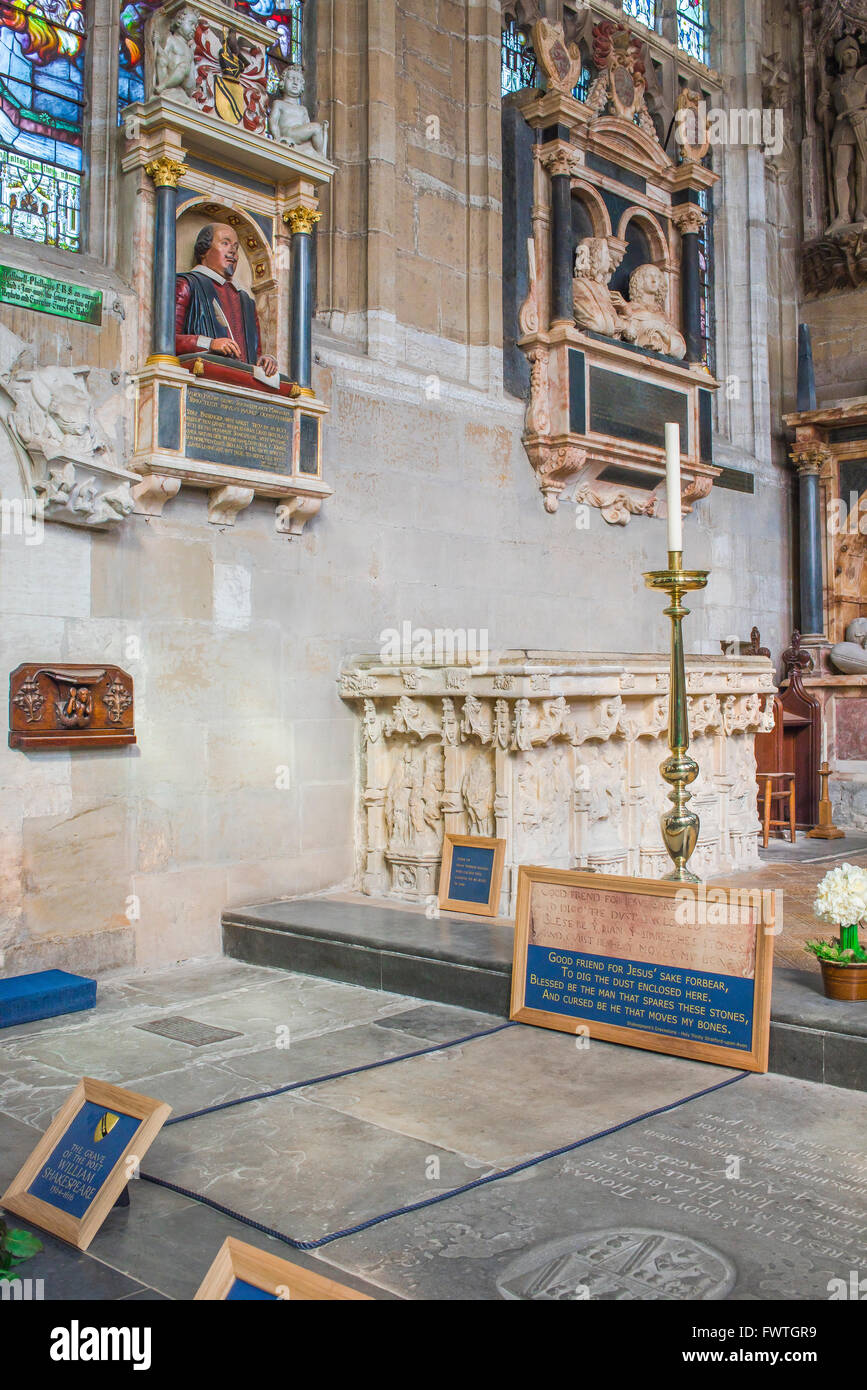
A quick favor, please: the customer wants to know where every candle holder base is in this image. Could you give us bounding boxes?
[806,762,845,839]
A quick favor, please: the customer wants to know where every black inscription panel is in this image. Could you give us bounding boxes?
[184,387,294,474]
[589,367,689,450]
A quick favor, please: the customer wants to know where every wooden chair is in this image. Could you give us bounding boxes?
[756,772,797,848]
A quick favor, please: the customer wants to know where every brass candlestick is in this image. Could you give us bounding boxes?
[644,550,710,882]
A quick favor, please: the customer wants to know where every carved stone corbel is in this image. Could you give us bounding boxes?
[208,484,255,526]
[524,439,587,512]
[275,495,323,536]
[131,473,183,516]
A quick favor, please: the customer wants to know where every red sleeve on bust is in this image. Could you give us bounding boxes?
[175,277,207,356]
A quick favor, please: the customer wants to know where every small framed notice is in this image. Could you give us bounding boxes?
[195,1237,372,1301]
[1,1078,171,1249]
[438,834,506,917]
[510,868,774,1072]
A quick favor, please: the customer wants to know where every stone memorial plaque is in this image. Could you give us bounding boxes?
[1,1078,171,1249]
[588,366,689,450]
[438,834,506,918]
[511,869,774,1071]
[0,265,102,324]
[185,386,295,474]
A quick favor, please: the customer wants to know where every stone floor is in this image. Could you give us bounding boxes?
[714,836,867,972]
[1,958,864,1300]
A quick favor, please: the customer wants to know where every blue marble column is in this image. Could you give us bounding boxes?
[790,443,828,638]
[284,206,322,390]
[145,157,186,364]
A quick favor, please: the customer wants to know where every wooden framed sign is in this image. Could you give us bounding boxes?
[1,1079,171,1249]
[438,834,506,917]
[510,868,774,1073]
[195,1237,372,1301]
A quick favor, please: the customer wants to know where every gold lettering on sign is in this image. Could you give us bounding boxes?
[184,390,293,472]
[527,882,756,979]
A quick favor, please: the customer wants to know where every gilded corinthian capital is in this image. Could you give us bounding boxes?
[789,441,831,475]
[282,206,323,236]
[145,156,187,188]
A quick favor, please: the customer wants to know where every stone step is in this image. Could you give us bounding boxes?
[222,898,867,1093]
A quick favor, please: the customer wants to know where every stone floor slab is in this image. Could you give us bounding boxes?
[316,1074,867,1301]
[299,1024,738,1166]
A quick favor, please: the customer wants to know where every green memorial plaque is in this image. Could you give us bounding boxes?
[0,265,102,325]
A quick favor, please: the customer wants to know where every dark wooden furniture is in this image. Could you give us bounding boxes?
[754,632,820,830]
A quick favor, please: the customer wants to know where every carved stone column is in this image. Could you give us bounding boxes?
[673,203,707,364]
[541,145,582,325]
[144,156,187,365]
[283,205,322,391]
[790,441,831,639]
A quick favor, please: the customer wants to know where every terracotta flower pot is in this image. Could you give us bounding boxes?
[819,960,867,1002]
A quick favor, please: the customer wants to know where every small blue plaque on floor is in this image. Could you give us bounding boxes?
[0,970,97,1028]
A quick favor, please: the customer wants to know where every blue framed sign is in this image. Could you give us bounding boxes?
[195,1237,373,1301]
[510,869,774,1072]
[1,1079,171,1249]
[438,834,506,917]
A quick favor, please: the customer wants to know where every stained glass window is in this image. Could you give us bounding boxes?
[698,184,715,370]
[501,20,589,101]
[118,0,303,117]
[501,18,538,96]
[622,0,657,31]
[0,0,85,251]
[677,0,709,64]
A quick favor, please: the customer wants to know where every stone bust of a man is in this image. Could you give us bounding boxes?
[174,223,278,378]
[572,236,624,338]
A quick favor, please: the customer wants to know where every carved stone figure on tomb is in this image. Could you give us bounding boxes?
[830,617,867,674]
[175,223,278,378]
[150,7,199,106]
[268,67,329,157]
[572,237,626,338]
[818,35,867,232]
[619,263,687,359]
[461,752,495,836]
[588,741,624,827]
[8,366,114,472]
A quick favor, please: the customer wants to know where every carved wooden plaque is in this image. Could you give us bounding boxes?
[9,664,136,750]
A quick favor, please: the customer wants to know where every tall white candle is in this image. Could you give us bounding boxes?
[665,422,683,556]
[821,720,828,765]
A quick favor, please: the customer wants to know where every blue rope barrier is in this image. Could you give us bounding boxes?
[140,1062,750,1252]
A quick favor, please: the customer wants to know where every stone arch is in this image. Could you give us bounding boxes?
[570,181,611,240]
[615,207,671,271]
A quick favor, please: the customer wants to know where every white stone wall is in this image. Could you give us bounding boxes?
[0,332,792,974]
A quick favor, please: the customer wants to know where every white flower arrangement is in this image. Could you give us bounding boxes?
[813,862,867,929]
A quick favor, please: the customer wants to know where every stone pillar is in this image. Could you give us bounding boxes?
[542,144,581,326]
[790,442,830,639]
[144,156,186,366]
[283,206,322,391]
[673,204,707,364]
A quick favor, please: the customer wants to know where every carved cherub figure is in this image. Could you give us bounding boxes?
[619,262,687,359]
[268,67,328,157]
[151,7,199,105]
